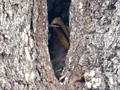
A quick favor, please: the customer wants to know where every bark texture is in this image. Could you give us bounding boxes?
[0,0,120,90]
[0,0,54,90]
[67,0,120,89]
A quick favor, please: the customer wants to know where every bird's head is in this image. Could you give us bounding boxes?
[51,17,62,25]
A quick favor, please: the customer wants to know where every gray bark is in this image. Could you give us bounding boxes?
[67,0,120,89]
[0,0,120,90]
[0,0,53,90]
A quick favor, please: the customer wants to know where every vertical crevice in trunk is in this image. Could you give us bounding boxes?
[47,0,71,79]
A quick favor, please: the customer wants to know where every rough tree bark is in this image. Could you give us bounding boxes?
[0,0,120,90]
[68,0,120,89]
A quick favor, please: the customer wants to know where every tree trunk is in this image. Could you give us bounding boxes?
[0,0,120,90]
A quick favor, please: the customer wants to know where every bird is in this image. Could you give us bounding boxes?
[51,17,70,40]
[50,17,70,52]
[49,17,70,79]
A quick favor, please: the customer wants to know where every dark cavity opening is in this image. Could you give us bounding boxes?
[47,0,71,80]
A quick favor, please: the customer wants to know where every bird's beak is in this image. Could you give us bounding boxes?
[48,24,59,28]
